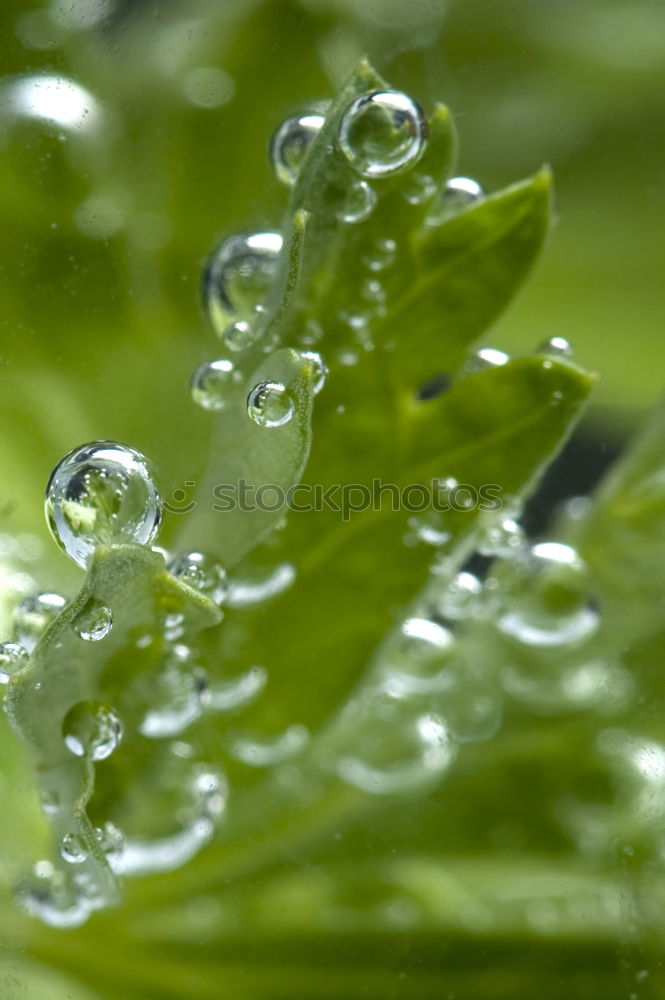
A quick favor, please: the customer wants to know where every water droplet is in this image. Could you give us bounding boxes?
[537,336,573,358]
[270,112,325,186]
[463,348,509,374]
[139,645,208,738]
[19,861,93,928]
[40,789,60,816]
[337,180,377,223]
[225,563,296,607]
[427,177,483,225]
[491,541,599,648]
[73,602,112,641]
[169,551,228,604]
[13,592,66,651]
[62,700,122,760]
[95,822,125,868]
[60,833,87,864]
[0,641,29,682]
[478,518,525,558]
[338,708,453,796]
[203,231,283,333]
[230,724,309,766]
[247,381,294,427]
[338,90,427,178]
[403,173,437,205]
[363,237,396,272]
[191,359,237,412]
[45,442,161,569]
[300,351,328,394]
[433,571,482,622]
[383,618,454,695]
[220,320,256,353]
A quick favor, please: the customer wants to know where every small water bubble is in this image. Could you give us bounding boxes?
[337,180,377,224]
[231,724,309,767]
[73,602,112,641]
[269,112,325,186]
[62,700,122,761]
[40,789,60,816]
[338,710,453,796]
[95,822,125,868]
[338,90,427,178]
[191,359,237,411]
[45,442,161,569]
[60,833,87,864]
[403,173,437,205]
[300,351,328,394]
[429,176,484,226]
[13,592,66,651]
[537,336,573,358]
[384,617,454,695]
[168,551,228,604]
[139,646,208,738]
[363,237,397,272]
[478,518,525,558]
[0,641,29,682]
[300,318,323,345]
[434,571,482,622]
[220,320,256,353]
[203,231,283,334]
[491,541,599,648]
[463,348,509,374]
[247,381,294,427]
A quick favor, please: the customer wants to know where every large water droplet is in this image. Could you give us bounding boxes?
[247,381,294,427]
[338,90,427,178]
[203,231,283,333]
[491,541,599,648]
[337,180,377,223]
[0,641,29,682]
[45,442,161,569]
[13,592,66,651]
[190,359,237,411]
[62,700,122,760]
[73,602,112,641]
[169,551,228,604]
[269,112,325,186]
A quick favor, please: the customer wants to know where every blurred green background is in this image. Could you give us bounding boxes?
[1,1,664,996]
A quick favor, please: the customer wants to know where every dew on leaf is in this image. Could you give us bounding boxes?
[0,641,29,682]
[403,173,437,205]
[337,179,377,224]
[537,335,573,358]
[463,348,509,373]
[203,231,283,334]
[73,602,112,641]
[60,833,87,864]
[363,237,397,271]
[191,359,238,412]
[13,592,66,651]
[168,551,228,604]
[491,541,599,648]
[45,442,161,569]
[269,112,325,186]
[299,351,328,394]
[62,700,122,760]
[221,320,255,352]
[338,90,427,178]
[247,380,294,427]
